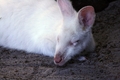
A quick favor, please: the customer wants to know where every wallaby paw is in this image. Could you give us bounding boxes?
[78,56,87,62]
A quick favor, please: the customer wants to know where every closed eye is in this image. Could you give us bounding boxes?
[69,40,80,46]
[73,40,80,46]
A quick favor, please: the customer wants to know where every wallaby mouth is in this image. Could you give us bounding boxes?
[54,59,66,66]
[54,54,67,66]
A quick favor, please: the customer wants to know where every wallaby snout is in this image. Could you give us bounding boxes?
[54,53,62,63]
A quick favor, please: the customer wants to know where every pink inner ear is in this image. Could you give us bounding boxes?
[78,6,95,28]
[58,0,75,17]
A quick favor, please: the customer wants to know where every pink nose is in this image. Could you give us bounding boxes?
[54,54,62,63]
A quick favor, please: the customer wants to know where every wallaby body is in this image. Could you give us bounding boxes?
[0,0,61,56]
[0,0,96,66]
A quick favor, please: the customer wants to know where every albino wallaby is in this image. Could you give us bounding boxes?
[0,0,96,66]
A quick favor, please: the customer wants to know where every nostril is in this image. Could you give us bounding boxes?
[54,55,62,63]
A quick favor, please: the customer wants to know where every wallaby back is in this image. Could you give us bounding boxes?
[0,0,63,56]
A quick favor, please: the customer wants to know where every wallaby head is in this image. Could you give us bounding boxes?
[54,0,95,66]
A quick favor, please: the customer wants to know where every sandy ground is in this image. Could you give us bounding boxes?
[0,0,120,80]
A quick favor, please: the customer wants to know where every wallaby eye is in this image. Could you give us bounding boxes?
[73,40,80,46]
[70,40,80,46]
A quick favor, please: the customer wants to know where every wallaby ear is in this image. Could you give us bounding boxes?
[57,0,75,18]
[78,6,95,30]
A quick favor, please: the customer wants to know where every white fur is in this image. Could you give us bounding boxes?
[0,0,96,66]
[0,0,61,56]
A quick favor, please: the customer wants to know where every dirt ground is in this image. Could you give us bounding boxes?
[0,0,120,80]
